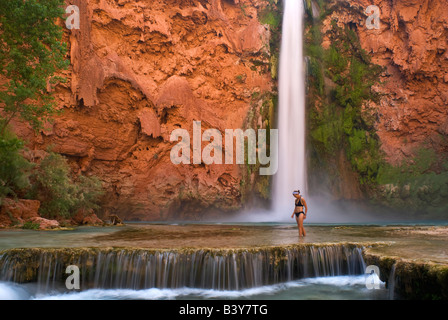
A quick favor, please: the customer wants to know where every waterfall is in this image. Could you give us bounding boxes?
[273,0,307,220]
[0,245,366,292]
[388,263,397,300]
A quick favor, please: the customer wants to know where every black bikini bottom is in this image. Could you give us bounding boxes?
[294,212,305,218]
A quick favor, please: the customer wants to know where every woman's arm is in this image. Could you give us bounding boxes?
[291,199,297,218]
[303,198,308,215]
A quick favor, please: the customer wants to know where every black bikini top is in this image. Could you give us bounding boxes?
[295,197,303,207]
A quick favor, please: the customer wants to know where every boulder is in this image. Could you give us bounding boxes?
[0,199,41,227]
[28,217,60,230]
[109,214,124,225]
[71,208,104,226]
[82,213,104,226]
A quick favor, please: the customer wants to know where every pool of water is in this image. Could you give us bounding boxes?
[0,275,389,300]
[1,222,446,300]
[0,226,122,250]
[1,222,448,263]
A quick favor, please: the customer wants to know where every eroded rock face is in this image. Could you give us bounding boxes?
[325,0,448,165]
[0,199,60,230]
[71,209,104,226]
[11,0,276,220]
[11,0,447,219]
[0,199,40,227]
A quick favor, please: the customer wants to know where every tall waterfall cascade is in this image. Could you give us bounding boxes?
[273,0,307,220]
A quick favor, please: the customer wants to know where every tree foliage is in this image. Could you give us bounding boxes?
[0,2,104,219]
[0,130,32,203]
[30,152,104,219]
[0,0,68,135]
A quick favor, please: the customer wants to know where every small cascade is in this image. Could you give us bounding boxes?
[388,262,397,300]
[0,245,366,293]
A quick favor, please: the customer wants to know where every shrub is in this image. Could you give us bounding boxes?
[30,152,104,219]
[31,152,78,218]
[376,149,448,216]
[22,221,40,230]
[75,175,105,213]
[0,132,32,203]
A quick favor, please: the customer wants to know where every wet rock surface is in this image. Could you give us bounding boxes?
[0,223,446,264]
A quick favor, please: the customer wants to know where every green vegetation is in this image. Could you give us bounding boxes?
[0,140,105,220]
[0,131,33,203]
[0,0,68,208]
[240,92,277,203]
[240,3,248,17]
[306,14,384,187]
[237,2,282,205]
[0,0,105,220]
[0,0,69,135]
[258,1,283,81]
[235,74,246,84]
[259,8,281,30]
[29,152,105,219]
[376,148,448,216]
[22,220,40,230]
[305,3,448,217]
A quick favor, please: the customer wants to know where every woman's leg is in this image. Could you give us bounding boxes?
[298,214,306,237]
[295,215,301,231]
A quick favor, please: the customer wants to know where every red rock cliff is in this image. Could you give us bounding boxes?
[11,0,277,220]
[325,0,448,165]
[11,0,448,219]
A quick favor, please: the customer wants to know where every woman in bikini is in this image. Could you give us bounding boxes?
[291,190,308,237]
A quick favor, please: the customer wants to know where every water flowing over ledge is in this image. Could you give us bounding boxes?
[0,244,366,292]
[274,0,307,219]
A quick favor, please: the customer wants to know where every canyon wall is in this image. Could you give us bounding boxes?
[9,0,448,220]
[11,0,278,221]
[307,0,448,217]
[331,0,448,165]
